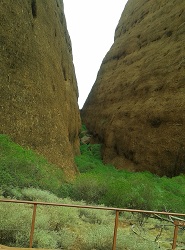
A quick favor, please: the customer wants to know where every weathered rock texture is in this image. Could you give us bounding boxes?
[0,0,81,177]
[82,0,185,176]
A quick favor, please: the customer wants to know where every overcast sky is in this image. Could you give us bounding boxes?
[63,0,128,108]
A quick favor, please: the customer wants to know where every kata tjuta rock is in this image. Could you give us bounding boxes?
[0,0,81,177]
[82,0,185,177]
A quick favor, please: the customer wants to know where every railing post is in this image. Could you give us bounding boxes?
[29,203,37,248]
[172,220,185,250]
[172,225,178,249]
[112,210,119,250]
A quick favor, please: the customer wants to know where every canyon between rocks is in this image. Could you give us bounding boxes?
[1,0,185,177]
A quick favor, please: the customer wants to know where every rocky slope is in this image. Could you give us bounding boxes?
[0,0,81,177]
[82,0,185,176]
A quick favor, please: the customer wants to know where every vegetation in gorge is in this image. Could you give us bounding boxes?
[1,132,185,214]
[70,143,185,213]
[0,132,185,249]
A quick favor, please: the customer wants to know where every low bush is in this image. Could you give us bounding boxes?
[70,173,107,203]
[73,142,185,213]
[0,187,165,250]
[1,133,185,213]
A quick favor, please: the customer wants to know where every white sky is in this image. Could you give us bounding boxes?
[63,0,128,108]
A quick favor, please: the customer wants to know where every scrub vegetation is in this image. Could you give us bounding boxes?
[0,133,185,249]
[71,144,185,213]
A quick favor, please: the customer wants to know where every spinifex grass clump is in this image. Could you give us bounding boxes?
[0,134,65,195]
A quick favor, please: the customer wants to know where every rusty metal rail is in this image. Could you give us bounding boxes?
[0,198,185,249]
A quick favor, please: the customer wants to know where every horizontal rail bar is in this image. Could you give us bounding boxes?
[1,198,185,217]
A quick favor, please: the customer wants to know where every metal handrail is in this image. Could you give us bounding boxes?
[0,198,185,249]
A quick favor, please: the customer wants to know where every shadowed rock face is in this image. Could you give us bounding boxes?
[82,0,185,177]
[0,0,81,177]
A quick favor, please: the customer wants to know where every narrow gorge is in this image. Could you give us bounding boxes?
[1,0,185,178]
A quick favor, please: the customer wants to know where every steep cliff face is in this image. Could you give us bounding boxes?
[0,0,81,177]
[82,0,185,176]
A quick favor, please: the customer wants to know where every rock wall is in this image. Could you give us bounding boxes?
[0,0,81,177]
[82,0,185,176]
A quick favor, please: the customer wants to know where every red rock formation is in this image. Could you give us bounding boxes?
[0,0,81,177]
[82,0,185,176]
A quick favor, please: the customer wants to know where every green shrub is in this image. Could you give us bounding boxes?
[73,142,185,213]
[70,174,107,203]
[57,229,77,249]
[0,134,65,194]
[74,144,102,174]
[80,224,115,250]
[80,224,160,250]
[0,187,183,250]
[78,208,112,225]
[0,201,31,247]
[81,144,102,160]
[33,230,59,249]
[0,188,81,248]
[1,128,185,249]
[0,188,115,249]
[81,124,87,133]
